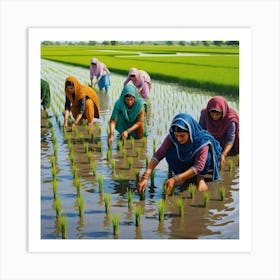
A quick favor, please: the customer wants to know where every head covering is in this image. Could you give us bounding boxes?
[201,96,239,153]
[89,58,101,76]
[64,76,100,118]
[168,113,222,181]
[128,68,142,87]
[111,85,148,136]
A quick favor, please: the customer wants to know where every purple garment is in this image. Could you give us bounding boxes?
[152,135,209,174]
[199,113,236,148]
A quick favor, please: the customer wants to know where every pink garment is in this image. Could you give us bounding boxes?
[201,96,239,153]
[123,68,151,99]
[90,58,110,79]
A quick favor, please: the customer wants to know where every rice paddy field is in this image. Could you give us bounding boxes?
[41,55,239,239]
[41,44,239,96]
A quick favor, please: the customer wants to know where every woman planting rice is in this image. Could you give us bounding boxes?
[89,58,111,94]
[123,67,151,99]
[137,113,222,194]
[199,96,239,168]
[107,85,148,147]
[63,76,100,129]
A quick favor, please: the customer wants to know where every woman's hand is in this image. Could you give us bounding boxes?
[63,121,68,129]
[121,130,129,141]
[107,134,114,147]
[165,177,176,195]
[220,153,226,169]
[137,178,148,193]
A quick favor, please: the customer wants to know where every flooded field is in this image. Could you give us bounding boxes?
[41,59,239,239]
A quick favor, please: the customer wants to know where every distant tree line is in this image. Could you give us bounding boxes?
[41,40,239,46]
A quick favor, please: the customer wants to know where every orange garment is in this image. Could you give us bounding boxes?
[65,76,100,122]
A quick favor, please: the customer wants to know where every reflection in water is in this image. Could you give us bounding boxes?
[41,59,239,239]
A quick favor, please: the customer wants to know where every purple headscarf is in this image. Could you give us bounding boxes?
[201,96,239,153]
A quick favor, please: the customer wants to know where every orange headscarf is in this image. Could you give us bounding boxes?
[65,76,100,118]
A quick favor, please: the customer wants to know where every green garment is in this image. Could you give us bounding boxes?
[41,79,51,109]
[110,85,148,138]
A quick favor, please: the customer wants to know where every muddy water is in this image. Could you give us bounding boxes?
[41,59,239,239]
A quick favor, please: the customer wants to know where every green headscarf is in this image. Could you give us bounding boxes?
[111,85,148,137]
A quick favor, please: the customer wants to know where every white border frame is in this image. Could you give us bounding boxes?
[29,27,252,253]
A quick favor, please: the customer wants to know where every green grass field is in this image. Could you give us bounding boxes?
[41,45,239,96]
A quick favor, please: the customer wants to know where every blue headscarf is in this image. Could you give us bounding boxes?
[168,113,222,181]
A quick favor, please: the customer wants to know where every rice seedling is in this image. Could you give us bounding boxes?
[53,198,61,217]
[203,191,210,208]
[69,152,75,165]
[117,140,123,151]
[142,137,147,147]
[84,142,89,153]
[97,141,103,153]
[228,159,234,173]
[135,169,140,183]
[111,159,116,175]
[50,155,56,168]
[103,193,111,214]
[60,213,67,239]
[121,148,127,158]
[79,133,85,144]
[77,196,84,217]
[135,147,141,159]
[127,188,134,208]
[53,143,58,157]
[145,156,149,168]
[87,151,93,163]
[176,197,184,217]
[129,138,135,150]
[134,205,142,227]
[157,199,165,222]
[76,179,81,197]
[71,164,78,178]
[162,181,168,200]
[118,173,125,187]
[127,157,134,169]
[106,149,112,161]
[51,165,57,180]
[51,180,58,199]
[90,161,97,176]
[219,186,226,201]
[150,170,155,186]
[111,213,120,237]
[98,174,104,193]
[188,183,196,199]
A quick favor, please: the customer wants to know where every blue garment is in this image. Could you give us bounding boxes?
[97,74,110,92]
[166,113,222,181]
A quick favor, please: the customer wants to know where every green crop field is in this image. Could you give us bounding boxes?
[41,44,239,96]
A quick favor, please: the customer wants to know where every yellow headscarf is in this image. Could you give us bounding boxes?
[65,76,100,118]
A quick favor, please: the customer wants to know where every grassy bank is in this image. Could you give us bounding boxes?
[41,45,239,96]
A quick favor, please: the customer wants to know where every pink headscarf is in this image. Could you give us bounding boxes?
[201,96,239,153]
[90,58,101,77]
